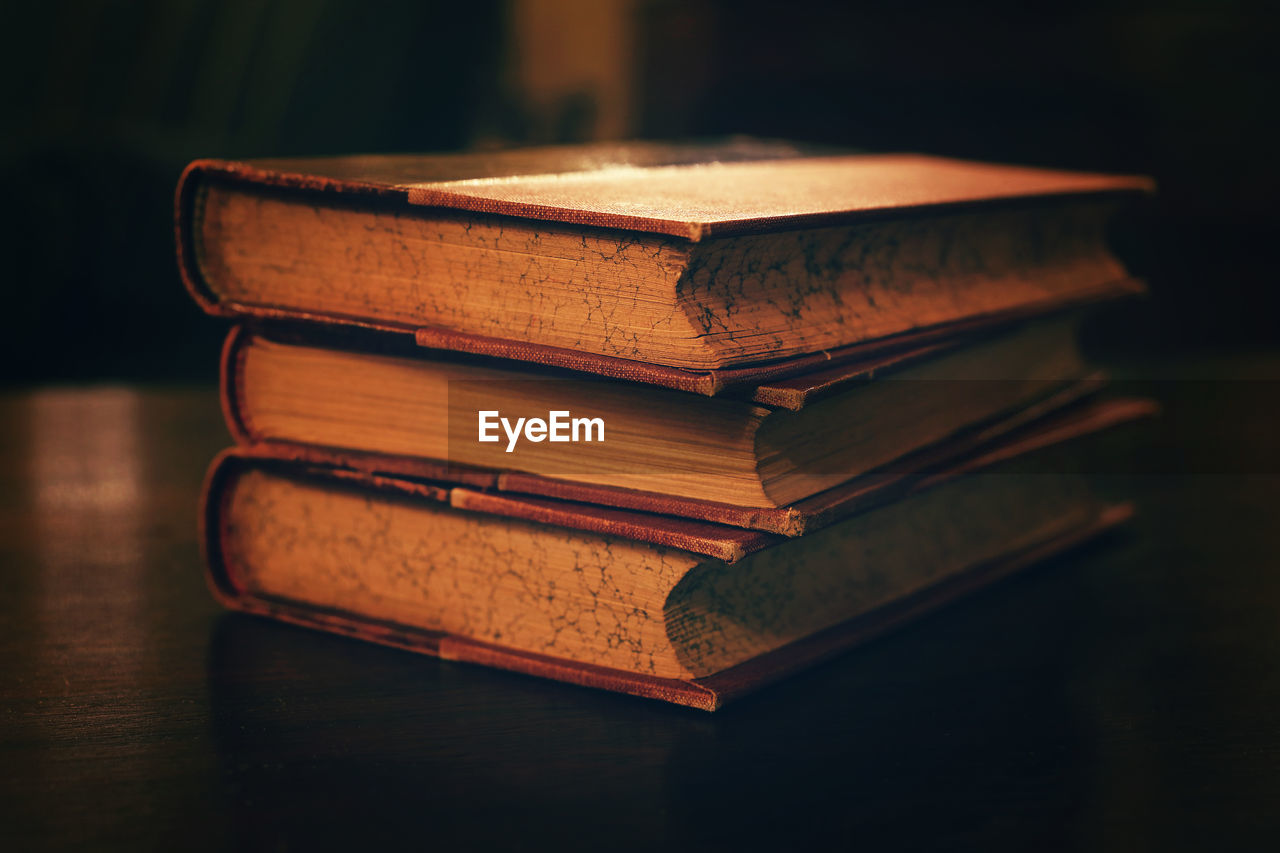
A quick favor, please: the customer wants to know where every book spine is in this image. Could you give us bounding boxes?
[173,160,225,316]
[219,326,254,446]
[175,159,412,318]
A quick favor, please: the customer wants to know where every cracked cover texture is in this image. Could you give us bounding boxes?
[177,143,1148,378]
[201,449,1133,710]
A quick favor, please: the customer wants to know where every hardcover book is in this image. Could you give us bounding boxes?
[222,312,1105,511]
[181,141,1155,708]
[202,428,1136,710]
[177,141,1151,374]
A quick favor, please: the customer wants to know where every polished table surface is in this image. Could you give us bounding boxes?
[1,367,1277,851]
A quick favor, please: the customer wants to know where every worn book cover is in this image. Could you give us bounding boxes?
[223,314,1155,536]
[177,141,1151,373]
[202,440,1135,711]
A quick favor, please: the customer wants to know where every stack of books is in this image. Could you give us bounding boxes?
[177,141,1154,710]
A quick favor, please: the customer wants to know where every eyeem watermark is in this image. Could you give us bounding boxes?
[478,410,605,452]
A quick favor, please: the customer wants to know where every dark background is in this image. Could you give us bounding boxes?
[2,0,1278,384]
[3,4,1280,850]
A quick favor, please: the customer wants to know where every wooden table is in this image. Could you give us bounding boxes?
[1,376,1277,850]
